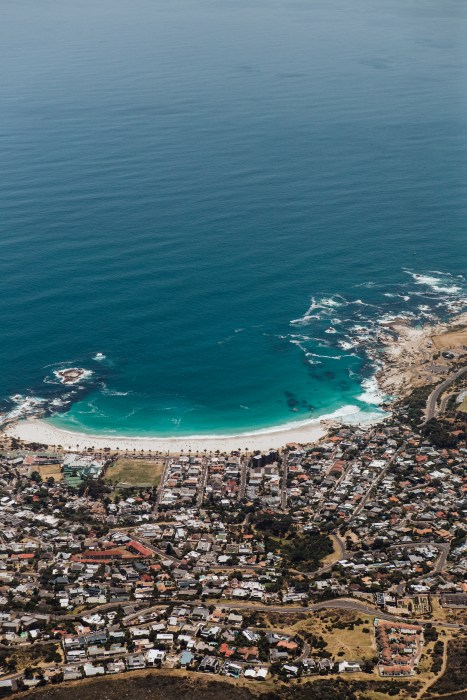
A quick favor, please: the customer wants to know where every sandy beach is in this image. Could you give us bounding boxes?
[3,405,384,454]
[4,417,328,452]
[3,313,466,455]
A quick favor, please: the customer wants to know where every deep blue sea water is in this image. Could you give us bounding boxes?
[1,0,466,437]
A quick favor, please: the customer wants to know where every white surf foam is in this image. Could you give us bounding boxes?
[357,376,386,405]
[290,314,321,326]
[307,352,344,360]
[320,297,345,308]
[1,395,47,427]
[290,295,347,326]
[405,271,461,295]
[50,398,68,408]
[338,340,357,351]
[343,409,387,426]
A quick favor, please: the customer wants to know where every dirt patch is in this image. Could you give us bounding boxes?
[432,327,467,351]
[0,642,60,673]
[105,458,164,487]
[36,464,63,481]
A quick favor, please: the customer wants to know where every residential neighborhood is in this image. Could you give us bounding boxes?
[0,378,465,695]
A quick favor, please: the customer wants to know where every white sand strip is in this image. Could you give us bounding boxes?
[2,411,373,453]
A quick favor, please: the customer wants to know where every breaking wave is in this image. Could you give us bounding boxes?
[357,376,387,405]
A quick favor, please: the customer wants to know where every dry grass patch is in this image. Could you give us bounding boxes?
[105,458,164,487]
[291,610,376,660]
[0,643,61,672]
[430,597,467,625]
[324,624,375,659]
[37,463,63,481]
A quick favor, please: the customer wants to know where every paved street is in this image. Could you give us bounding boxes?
[425,366,467,421]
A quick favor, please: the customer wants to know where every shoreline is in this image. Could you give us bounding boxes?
[3,312,466,454]
[3,406,383,453]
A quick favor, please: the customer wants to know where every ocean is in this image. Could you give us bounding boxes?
[1,0,466,437]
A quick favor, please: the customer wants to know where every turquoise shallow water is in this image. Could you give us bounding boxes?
[0,0,466,437]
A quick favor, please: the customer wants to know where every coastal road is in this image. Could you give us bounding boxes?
[425,366,467,421]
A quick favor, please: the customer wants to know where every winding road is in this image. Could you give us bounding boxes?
[116,596,464,631]
[425,366,467,422]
